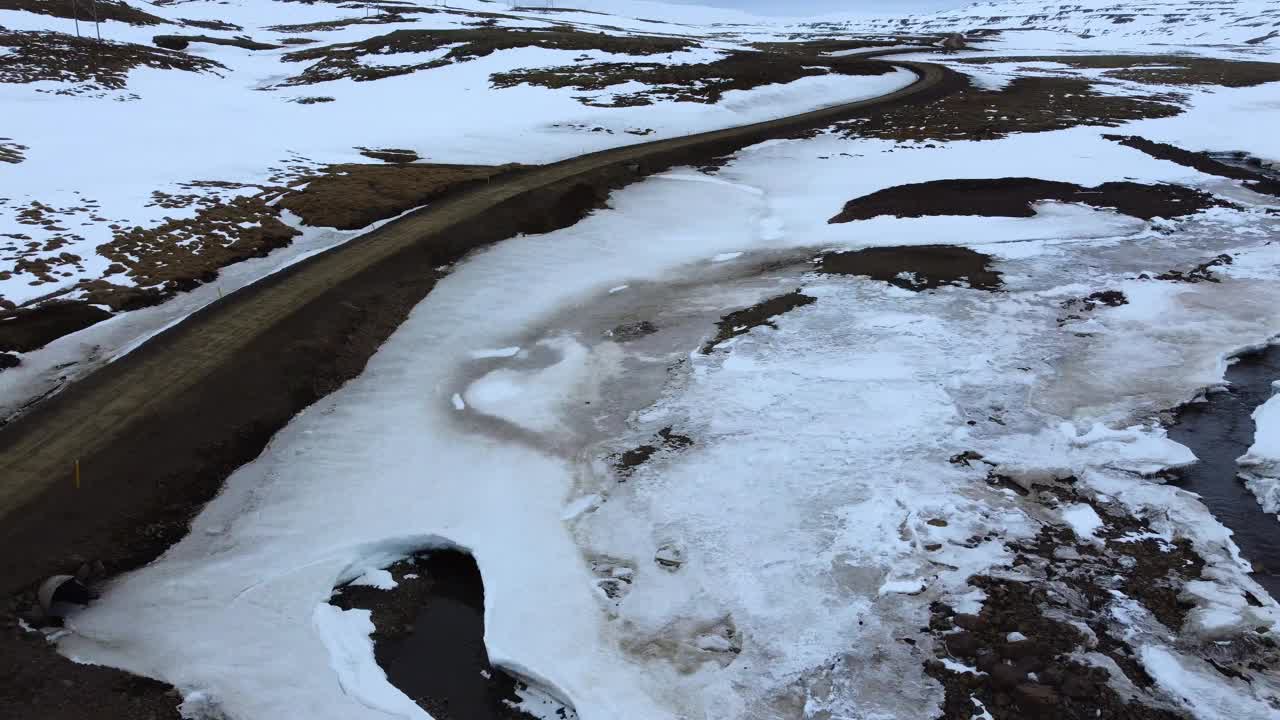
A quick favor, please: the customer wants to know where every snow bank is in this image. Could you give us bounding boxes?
[1239,381,1280,518]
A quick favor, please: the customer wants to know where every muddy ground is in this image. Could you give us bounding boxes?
[829,177,1229,223]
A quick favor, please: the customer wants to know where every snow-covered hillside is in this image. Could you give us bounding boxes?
[5,1,1280,720]
[0,0,915,416]
[833,0,1280,46]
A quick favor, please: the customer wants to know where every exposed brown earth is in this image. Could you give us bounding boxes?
[358,147,422,163]
[921,457,1274,720]
[958,54,1280,88]
[3,163,521,346]
[701,289,816,353]
[829,178,1230,223]
[329,551,563,719]
[614,426,695,477]
[492,50,896,106]
[1104,135,1280,198]
[0,301,112,352]
[825,75,1181,142]
[816,245,1003,291]
[0,60,958,719]
[277,162,523,230]
[1152,253,1235,283]
[0,0,167,26]
[0,139,26,164]
[281,27,695,85]
[152,34,280,51]
[0,30,224,91]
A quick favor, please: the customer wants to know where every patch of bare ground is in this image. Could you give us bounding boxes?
[0,138,26,164]
[493,51,894,106]
[357,147,421,163]
[90,194,300,310]
[0,0,167,25]
[329,551,574,720]
[702,289,816,353]
[823,75,1181,142]
[1104,135,1280,198]
[614,426,694,477]
[0,624,181,720]
[281,27,694,84]
[0,301,112,352]
[923,461,1279,719]
[0,30,224,91]
[1,162,521,345]
[178,18,241,32]
[1059,290,1127,325]
[959,54,1280,88]
[816,246,1003,291]
[276,162,522,230]
[1150,253,1234,283]
[265,11,420,33]
[829,178,1231,223]
[152,34,281,51]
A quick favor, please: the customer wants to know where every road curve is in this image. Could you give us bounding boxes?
[0,57,961,592]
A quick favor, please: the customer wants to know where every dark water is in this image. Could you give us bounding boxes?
[334,551,572,720]
[1166,345,1280,598]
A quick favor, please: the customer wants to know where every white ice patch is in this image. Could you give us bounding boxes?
[1238,384,1280,518]
[348,568,397,590]
[468,347,523,359]
[1060,504,1104,540]
[1141,645,1280,720]
[313,604,424,718]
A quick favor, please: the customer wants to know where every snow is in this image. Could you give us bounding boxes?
[15,0,1280,716]
[0,0,918,418]
[1141,645,1280,720]
[314,604,425,718]
[1060,504,1104,540]
[1239,380,1280,518]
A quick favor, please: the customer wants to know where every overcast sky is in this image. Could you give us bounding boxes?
[661,0,961,15]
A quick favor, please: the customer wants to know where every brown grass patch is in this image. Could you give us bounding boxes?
[0,139,26,164]
[0,30,224,90]
[826,75,1181,142]
[830,178,1230,223]
[0,0,167,26]
[702,289,816,353]
[277,162,522,230]
[89,195,299,309]
[280,28,696,85]
[959,54,1280,88]
[492,51,895,106]
[817,246,1003,292]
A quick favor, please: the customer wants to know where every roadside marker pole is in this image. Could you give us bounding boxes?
[74,459,80,489]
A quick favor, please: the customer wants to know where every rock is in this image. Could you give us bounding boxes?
[655,543,685,570]
[954,613,986,631]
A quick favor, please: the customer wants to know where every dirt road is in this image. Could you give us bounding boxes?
[0,58,959,595]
